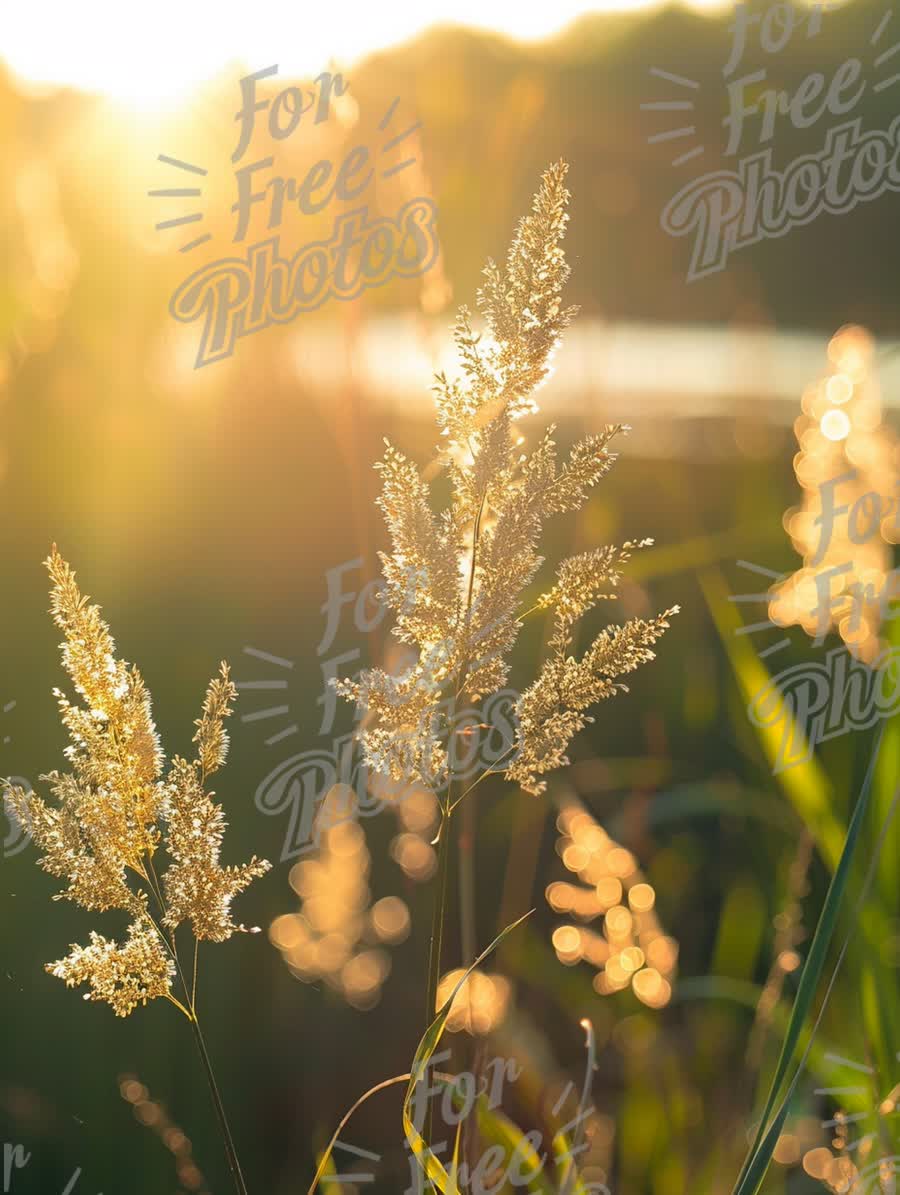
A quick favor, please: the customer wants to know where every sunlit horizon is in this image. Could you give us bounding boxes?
[0,0,730,111]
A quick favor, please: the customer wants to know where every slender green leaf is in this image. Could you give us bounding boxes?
[448,1116,463,1195]
[402,910,534,1195]
[699,567,843,868]
[733,1095,794,1195]
[732,730,885,1195]
[550,1124,591,1195]
[442,1083,557,1195]
[306,1074,411,1195]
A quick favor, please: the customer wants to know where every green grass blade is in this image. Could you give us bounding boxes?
[440,1083,557,1195]
[732,728,886,1195]
[306,1074,411,1195]
[734,1095,794,1195]
[448,1116,463,1195]
[308,912,532,1195]
[550,1125,591,1195]
[402,910,534,1195]
[699,567,843,868]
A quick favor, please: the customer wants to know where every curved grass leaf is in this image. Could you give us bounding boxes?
[307,1074,411,1195]
[699,567,843,869]
[448,1117,463,1195]
[550,1124,592,1195]
[731,728,887,1195]
[402,910,534,1195]
[441,1080,557,1195]
[307,913,532,1195]
[442,1075,592,1195]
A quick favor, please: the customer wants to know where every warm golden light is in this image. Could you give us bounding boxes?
[770,325,896,665]
[820,409,851,442]
[370,896,411,944]
[825,374,854,405]
[271,789,408,1010]
[0,2,729,111]
[550,799,677,1005]
[436,968,511,1035]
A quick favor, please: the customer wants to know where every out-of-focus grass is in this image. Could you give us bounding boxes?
[3,13,900,1193]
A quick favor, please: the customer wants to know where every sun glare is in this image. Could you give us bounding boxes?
[0,0,728,110]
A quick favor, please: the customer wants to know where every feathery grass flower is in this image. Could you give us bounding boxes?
[335,161,678,798]
[3,547,270,1016]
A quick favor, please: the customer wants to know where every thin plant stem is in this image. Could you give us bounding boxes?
[165,992,194,1019]
[448,744,517,813]
[188,1004,251,1195]
[425,804,453,1030]
[144,852,250,1195]
[422,462,486,1136]
[559,1019,597,1195]
[424,800,453,1151]
[459,797,476,966]
[453,478,485,967]
[179,941,249,1195]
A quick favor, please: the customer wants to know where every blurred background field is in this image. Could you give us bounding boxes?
[2,3,900,1193]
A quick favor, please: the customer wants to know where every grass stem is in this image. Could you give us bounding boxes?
[188,1007,251,1195]
[459,797,476,966]
[425,806,453,1030]
[145,854,250,1195]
